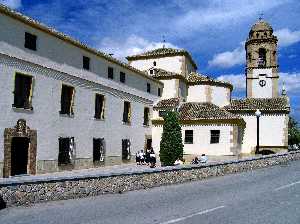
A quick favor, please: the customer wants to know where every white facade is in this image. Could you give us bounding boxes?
[129,55,196,76]
[240,114,288,154]
[0,7,163,176]
[250,68,274,98]
[152,125,240,156]
[187,84,231,107]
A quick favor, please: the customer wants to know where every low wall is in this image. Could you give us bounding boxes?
[1,151,300,207]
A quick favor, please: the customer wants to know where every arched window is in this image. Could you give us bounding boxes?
[153,61,157,66]
[258,48,266,67]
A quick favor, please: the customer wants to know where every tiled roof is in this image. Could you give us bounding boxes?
[150,68,182,79]
[187,72,233,90]
[126,47,197,69]
[0,4,162,85]
[153,98,180,110]
[178,102,242,120]
[224,97,290,113]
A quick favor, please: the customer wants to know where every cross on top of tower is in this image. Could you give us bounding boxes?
[259,12,264,20]
[162,35,166,48]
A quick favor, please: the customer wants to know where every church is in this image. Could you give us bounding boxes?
[127,19,290,157]
[0,4,290,177]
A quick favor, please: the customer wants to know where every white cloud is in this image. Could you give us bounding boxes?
[217,74,245,91]
[279,72,300,93]
[208,44,245,68]
[0,0,22,9]
[274,28,300,47]
[175,1,286,32]
[98,35,179,61]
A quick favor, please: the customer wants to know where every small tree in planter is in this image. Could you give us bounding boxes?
[159,111,183,166]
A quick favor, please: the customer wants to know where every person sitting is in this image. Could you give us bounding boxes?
[149,148,156,168]
[200,154,208,163]
[191,156,199,164]
[136,151,141,165]
[139,150,145,165]
[174,158,183,166]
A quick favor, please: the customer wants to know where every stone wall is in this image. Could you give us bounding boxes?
[1,151,299,207]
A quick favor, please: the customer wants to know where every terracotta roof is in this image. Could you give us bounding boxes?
[224,97,290,113]
[0,4,162,85]
[126,47,197,69]
[153,98,180,110]
[187,72,233,90]
[178,102,242,120]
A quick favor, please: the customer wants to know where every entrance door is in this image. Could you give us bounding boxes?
[11,137,30,176]
[146,138,152,149]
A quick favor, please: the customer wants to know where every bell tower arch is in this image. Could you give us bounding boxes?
[245,19,279,98]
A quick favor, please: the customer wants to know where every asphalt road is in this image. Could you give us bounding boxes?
[1,160,300,224]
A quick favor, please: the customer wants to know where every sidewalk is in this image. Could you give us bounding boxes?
[0,154,256,185]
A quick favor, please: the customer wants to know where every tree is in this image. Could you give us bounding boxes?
[288,116,300,151]
[159,111,184,166]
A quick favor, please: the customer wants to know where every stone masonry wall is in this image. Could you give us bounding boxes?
[1,151,300,207]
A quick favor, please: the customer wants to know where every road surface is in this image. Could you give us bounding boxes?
[1,160,300,224]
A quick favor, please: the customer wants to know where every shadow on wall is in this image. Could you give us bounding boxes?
[259,149,276,155]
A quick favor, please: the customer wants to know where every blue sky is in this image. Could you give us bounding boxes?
[1,0,300,122]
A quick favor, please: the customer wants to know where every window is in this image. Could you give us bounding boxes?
[150,69,153,75]
[13,73,33,110]
[60,84,75,115]
[143,107,150,126]
[83,56,90,70]
[153,61,156,66]
[93,138,105,163]
[123,101,131,123]
[210,130,220,144]
[122,139,131,160]
[159,110,167,117]
[147,83,151,93]
[94,94,105,119]
[120,72,126,83]
[108,67,114,79]
[158,88,161,97]
[58,137,75,166]
[258,48,266,67]
[24,32,37,51]
[184,130,193,144]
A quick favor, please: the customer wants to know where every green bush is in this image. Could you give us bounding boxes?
[288,116,300,151]
[159,111,183,166]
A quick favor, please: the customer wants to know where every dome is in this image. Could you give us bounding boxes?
[250,19,273,32]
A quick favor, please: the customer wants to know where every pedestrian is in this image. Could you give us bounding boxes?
[174,158,183,166]
[136,151,140,165]
[145,148,151,165]
[200,154,208,163]
[139,150,145,165]
[149,148,156,168]
[191,156,199,164]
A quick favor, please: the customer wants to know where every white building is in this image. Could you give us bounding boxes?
[127,19,290,158]
[0,5,163,177]
[0,4,290,177]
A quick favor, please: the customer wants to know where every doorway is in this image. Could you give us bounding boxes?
[10,137,30,176]
[146,138,152,150]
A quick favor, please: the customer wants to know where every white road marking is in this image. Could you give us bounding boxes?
[274,180,300,191]
[159,206,225,224]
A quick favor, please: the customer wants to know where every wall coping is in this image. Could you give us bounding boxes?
[0,151,299,187]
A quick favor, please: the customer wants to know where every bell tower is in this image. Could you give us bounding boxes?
[245,19,279,98]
